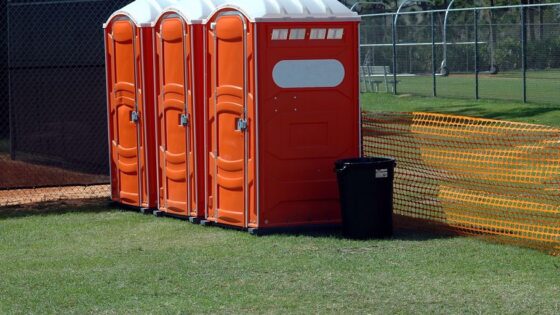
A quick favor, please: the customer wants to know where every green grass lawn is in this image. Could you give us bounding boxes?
[0,204,559,314]
[362,92,560,127]
[366,70,560,106]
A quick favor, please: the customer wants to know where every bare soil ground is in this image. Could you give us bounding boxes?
[0,153,108,189]
[0,197,114,218]
[0,185,110,207]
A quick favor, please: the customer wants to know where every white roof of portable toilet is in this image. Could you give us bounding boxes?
[104,0,179,28]
[155,0,227,25]
[207,0,360,22]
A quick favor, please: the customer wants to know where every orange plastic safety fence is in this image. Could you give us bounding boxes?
[362,111,560,254]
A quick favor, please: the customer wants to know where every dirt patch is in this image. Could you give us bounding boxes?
[0,185,110,207]
[0,153,108,189]
[0,197,123,221]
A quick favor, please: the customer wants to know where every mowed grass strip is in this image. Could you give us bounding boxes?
[372,70,560,105]
[0,207,559,314]
[361,92,560,127]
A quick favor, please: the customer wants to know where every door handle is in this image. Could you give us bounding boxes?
[236,118,247,132]
[180,114,189,126]
[130,111,139,123]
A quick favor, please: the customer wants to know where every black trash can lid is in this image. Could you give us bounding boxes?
[335,157,396,172]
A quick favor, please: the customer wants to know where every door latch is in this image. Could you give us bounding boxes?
[236,118,248,132]
[180,114,189,126]
[131,111,139,123]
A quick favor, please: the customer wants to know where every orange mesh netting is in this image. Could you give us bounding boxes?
[362,111,560,254]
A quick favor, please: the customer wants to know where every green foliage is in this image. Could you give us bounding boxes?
[359,2,560,74]
[527,38,560,69]
[493,37,521,70]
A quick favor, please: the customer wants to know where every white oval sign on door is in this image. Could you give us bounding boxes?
[272,59,345,88]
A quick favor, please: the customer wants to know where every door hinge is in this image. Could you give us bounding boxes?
[236,118,248,132]
[180,114,189,126]
[131,111,139,123]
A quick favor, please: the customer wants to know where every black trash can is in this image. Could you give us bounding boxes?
[335,157,396,239]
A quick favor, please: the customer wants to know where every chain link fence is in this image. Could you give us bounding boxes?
[1,0,131,206]
[360,2,560,105]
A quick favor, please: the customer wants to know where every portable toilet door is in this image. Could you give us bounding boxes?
[204,0,360,230]
[153,0,221,219]
[104,0,177,209]
[205,7,254,228]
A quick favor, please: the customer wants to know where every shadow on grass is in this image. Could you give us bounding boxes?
[365,93,560,126]
[1,199,460,243]
[0,198,124,220]
[254,215,459,242]
[420,105,560,122]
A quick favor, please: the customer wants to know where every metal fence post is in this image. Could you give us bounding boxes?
[7,0,15,160]
[431,11,436,97]
[521,5,527,103]
[474,9,479,100]
[392,14,398,95]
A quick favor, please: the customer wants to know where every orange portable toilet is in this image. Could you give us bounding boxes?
[202,0,361,232]
[152,0,224,220]
[104,0,177,211]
